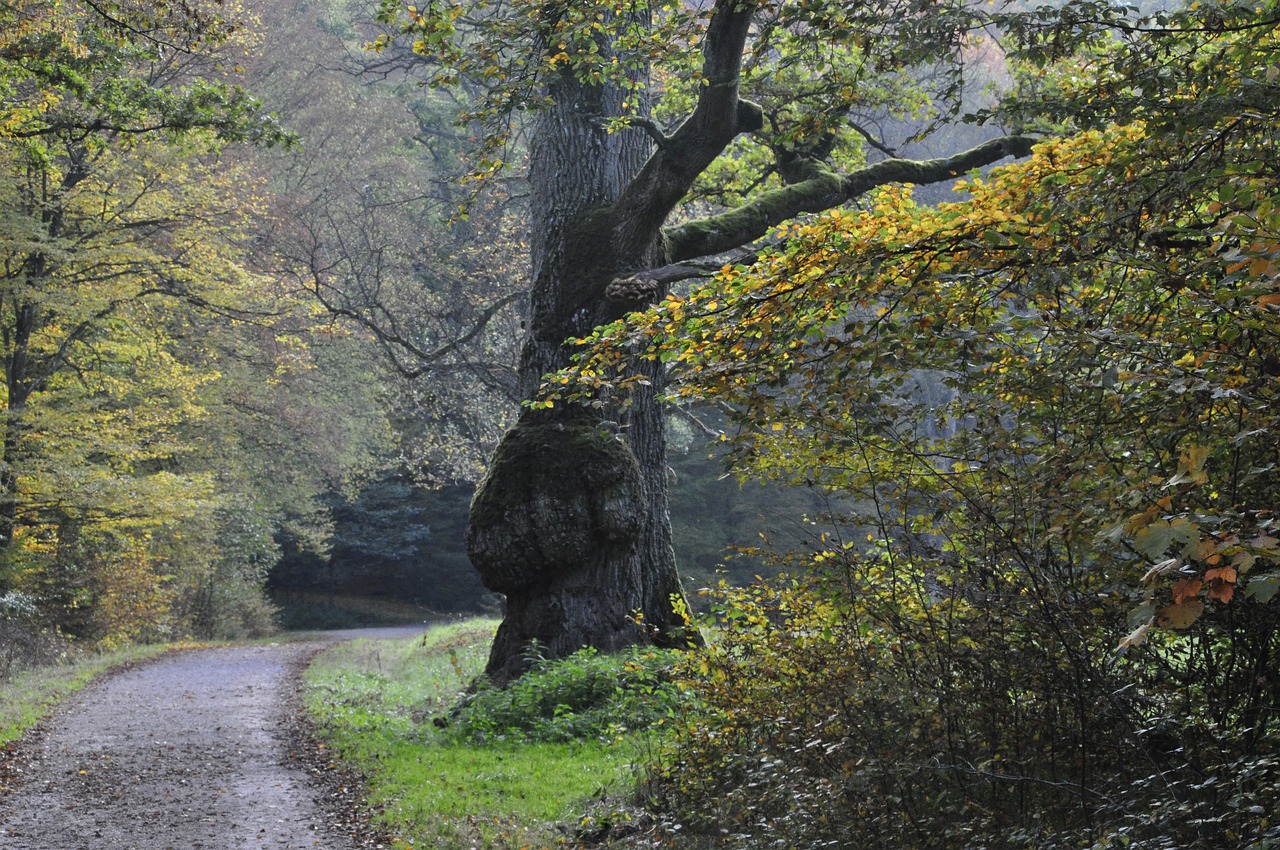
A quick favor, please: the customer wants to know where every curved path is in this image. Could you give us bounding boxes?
[0,630,424,850]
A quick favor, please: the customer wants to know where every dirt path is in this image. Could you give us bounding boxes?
[0,630,425,850]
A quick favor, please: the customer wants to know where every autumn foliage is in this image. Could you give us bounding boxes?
[0,0,396,649]
[552,2,1280,847]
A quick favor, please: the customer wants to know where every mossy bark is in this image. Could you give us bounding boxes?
[468,411,644,594]
[664,136,1036,262]
[468,410,650,682]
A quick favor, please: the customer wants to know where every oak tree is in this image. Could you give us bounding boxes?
[377,0,1033,681]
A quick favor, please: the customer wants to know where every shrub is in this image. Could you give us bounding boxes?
[644,565,1212,850]
[0,592,70,680]
[450,645,683,744]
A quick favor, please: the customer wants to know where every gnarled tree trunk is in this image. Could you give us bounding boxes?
[466,50,699,682]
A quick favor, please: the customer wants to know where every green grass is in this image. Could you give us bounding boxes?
[0,644,170,745]
[302,619,669,850]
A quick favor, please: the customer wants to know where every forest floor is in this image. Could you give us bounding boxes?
[0,627,427,850]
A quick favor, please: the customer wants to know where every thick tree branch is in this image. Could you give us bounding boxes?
[612,0,761,246]
[665,136,1037,263]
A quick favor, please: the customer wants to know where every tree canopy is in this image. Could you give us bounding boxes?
[0,0,397,644]
[555,0,1280,634]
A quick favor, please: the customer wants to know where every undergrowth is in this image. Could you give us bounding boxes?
[302,619,683,850]
[274,591,435,631]
[451,644,682,744]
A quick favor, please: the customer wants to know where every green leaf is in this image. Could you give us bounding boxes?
[1244,573,1280,604]
[1133,518,1198,561]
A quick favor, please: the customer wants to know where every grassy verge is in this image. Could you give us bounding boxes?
[302,619,677,850]
[0,644,170,746]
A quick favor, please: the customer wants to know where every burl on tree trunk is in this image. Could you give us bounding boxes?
[467,408,657,684]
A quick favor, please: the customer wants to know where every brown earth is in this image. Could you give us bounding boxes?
[0,628,428,850]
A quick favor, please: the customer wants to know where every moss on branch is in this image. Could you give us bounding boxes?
[665,135,1036,262]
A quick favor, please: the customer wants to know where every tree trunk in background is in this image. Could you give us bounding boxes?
[0,301,37,550]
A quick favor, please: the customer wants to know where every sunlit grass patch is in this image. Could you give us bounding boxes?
[374,739,629,817]
[302,618,678,850]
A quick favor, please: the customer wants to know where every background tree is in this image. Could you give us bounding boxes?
[0,0,398,643]
[377,0,1034,682]
[0,0,285,546]
[243,0,526,475]
[226,0,528,618]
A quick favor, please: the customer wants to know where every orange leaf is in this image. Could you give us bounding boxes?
[1171,577,1202,605]
[1249,257,1276,277]
[1157,600,1204,629]
[1205,566,1237,583]
[1207,581,1235,604]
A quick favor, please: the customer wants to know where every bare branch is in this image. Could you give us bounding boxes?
[847,118,898,158]
[668,404,724,441]
[631,117,672,149]
[605,247,765,304]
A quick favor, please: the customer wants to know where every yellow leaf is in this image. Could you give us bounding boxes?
[1169,445,1210,486]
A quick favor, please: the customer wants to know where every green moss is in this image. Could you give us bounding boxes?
[665,169,844,261]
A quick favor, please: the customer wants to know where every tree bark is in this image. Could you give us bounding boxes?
[665,137,1035,262]
[467,25,679,682]
[1,287,39,548]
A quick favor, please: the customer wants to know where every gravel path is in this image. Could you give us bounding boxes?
[0,629,427,850]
